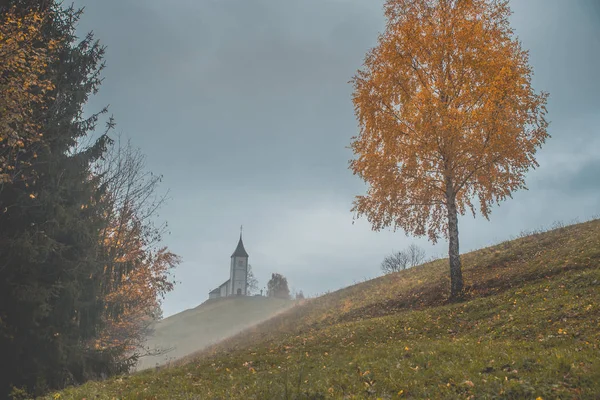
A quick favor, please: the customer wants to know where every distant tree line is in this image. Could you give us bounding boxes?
[0,3,178,397]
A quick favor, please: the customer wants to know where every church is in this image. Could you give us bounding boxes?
[208,231,249,299]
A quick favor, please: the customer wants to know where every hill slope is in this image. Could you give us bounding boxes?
[135,296,294,371]
[48,219,600,399]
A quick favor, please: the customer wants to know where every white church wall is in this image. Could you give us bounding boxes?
[232,257,248,295]
[229,258,236,296]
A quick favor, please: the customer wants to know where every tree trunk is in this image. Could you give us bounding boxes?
[446,183,464,299]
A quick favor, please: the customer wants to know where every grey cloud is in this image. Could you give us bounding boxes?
[71,0,600,316]
[535,157,600,195]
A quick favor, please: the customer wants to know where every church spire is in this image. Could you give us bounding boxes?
[231,226,249,258]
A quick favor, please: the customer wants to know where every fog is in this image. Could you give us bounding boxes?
[135,296,294,371]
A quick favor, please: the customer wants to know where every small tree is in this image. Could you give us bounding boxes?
[350,0,549,299]
[267,273,290,299]
[406,244,426,268]
[381,244,425,274]
[246,264,259,295]
[381,250,409,273]
[295,290,305,300]
[94,137,179,368]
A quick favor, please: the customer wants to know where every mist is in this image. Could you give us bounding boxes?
[135,297,294,371]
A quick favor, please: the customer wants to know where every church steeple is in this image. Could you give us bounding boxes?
[231,226,249,258]
[209,227,250,299]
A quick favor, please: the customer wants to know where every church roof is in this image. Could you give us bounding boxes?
[231,234,249,258]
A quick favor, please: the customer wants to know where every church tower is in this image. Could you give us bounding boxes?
[229,228,249,296]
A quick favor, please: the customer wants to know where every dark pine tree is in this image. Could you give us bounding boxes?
[0,2,116,396]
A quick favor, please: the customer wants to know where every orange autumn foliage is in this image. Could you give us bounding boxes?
[0,8,59,184]
[349,0,549,297]
[93,205,179,356]
[85,137,180,362]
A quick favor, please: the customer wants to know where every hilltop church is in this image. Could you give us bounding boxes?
[208,231,249,299]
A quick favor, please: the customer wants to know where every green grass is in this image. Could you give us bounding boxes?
[44,218,600,399]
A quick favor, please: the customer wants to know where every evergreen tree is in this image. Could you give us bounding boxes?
[0,3,179,396]
[0,2,113,396]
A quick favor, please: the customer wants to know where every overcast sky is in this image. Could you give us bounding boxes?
[71,0,600,317]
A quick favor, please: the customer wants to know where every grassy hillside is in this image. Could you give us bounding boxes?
[135,296,294,371]
[46,219,600,399]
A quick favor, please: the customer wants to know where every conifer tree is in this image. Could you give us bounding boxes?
[0,2,112,395]
[0,2,178,396]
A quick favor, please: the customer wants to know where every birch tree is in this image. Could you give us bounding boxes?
[350,0,549,298]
